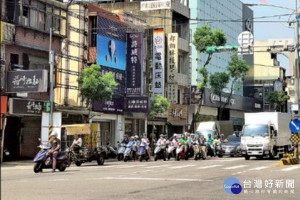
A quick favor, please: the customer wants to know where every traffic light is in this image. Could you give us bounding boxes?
[43,101,51,112]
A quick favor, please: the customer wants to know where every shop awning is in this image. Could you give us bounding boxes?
[62,124,91,135]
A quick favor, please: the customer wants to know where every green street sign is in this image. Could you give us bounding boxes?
[43,101,51,112]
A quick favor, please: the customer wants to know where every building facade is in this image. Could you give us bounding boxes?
[99,0,190,138]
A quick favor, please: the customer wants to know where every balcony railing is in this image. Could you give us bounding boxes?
[171,0,190,18]
[178,37,189,52]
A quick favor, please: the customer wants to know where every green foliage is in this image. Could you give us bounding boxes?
[227,54,249,81]
[192,26,227,53]
[78,64,117,107]
[197,67,208,92]
[267,91,289,112]
[209,72,230,95]
[149,95,170,118]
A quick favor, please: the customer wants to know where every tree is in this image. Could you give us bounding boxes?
[149,95,170,119]
[209,54,249,120]
[267,91,289,112]
[190,26,226,131]
[78,64,117,112]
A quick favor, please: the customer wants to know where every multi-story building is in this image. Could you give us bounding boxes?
[189,0,261,130]
[1,0,67,159]
[244,40,287,112]
[98,0,191,138]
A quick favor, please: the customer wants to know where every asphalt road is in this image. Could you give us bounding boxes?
[1,157,299,200]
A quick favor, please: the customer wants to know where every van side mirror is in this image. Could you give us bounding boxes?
[274,130,277,137]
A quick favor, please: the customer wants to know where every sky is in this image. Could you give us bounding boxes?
[241,0,297,75]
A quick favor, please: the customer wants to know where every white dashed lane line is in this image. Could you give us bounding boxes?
[223,165,247,170]
[197,165,223,169]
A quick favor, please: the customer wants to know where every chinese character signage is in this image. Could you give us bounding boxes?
[96,15,127,71]
[125,97,149,113]
[126,33,144,96]
[167,84,178,104]
[153,28,165,96]
[167,33,178,83]
[140,0,171,11]
[8,98,44,115]
[6,70,48,93]
[101,66,125,97]
[92,98,124,114]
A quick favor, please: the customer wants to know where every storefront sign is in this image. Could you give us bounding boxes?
[190,86,201,105]
[126,33,144,96]
[8,98,44,115]
[6,70,48,93]
[0,96,7,114]
[153,28,165,96]
[167,104,187,124]
[210,93,236,106]
[140,0,171,11]
[125,97,149,113]
[101,67,125,97]
[167,33,178,103]
[93,98,124,114]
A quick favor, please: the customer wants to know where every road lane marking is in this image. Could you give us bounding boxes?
[206,159,241,162]
[144,165,170,169]
[169,165,196,169]
[197,165,222,169]
[96,177,213,182]
[249,166,269,171]
[223,165,247,170]
[281,166,300,171]
[48,179,68,182]
[118,165,146,169]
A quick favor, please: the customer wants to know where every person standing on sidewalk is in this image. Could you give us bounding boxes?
[48,132,61,172]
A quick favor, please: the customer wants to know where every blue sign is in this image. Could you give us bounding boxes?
[289,119,300,133]
[97,35,126,70]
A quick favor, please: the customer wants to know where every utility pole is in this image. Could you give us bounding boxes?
[296,0,300,106]
[49,27,54,134]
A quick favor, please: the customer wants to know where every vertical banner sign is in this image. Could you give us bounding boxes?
[153,28,165,96]
[126,33,144,96]
[167,33,178,103]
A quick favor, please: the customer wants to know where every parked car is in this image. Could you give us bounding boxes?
[222,135,241,157]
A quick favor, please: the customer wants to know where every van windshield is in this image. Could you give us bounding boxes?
[243,125,269,137]
[196,130,214,139]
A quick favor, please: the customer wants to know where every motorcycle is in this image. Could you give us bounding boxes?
[175,142,185,161]
[215,142,223,158]
[167,142,176,160]
[193,142,207,160]
[154,143,166,161]
[206,142,216,157]
[117,143,126,161]
[104,143,118,159]
[33,144,71,173]
[124,141,134,162]
[138,142,150,162]
[69,146,105,166]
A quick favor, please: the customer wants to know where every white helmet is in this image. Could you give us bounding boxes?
[173,133,177,137]
[50,132,58,137]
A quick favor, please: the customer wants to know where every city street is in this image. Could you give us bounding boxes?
[2,157,299,200]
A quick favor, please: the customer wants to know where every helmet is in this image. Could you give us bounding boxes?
[173,133,177,137]
[142,133,147,138]
[50,132,58,137]
[134,135,139,139]
[160,134,164,138]
[130,136,134,140]
[208,134,212,137]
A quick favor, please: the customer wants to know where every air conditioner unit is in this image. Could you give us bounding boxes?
[22,17,29,26]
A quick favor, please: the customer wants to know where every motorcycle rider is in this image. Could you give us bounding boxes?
[157,134,167,146]
[179,134,188,154]
[71,134,82,153]
[207,134,216,156]
[141,133,151,159]
[131,135,139,161]
[172,133,179,147]
[121,134,130,145]
[48,132,61,172]
[198,134,207,157]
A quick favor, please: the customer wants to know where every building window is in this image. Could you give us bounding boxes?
[90,16,97,47]
[177,89,181,104]
[10,54,19,70]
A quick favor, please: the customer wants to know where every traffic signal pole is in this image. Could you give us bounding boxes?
[49,28,54,136]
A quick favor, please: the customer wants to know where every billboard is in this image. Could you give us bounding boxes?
[9,98,44,116]
[152,28,165,96]
[101,66,125,97]
[167,33,178,103]
[126,33,144,96]
[96,15,127,71]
